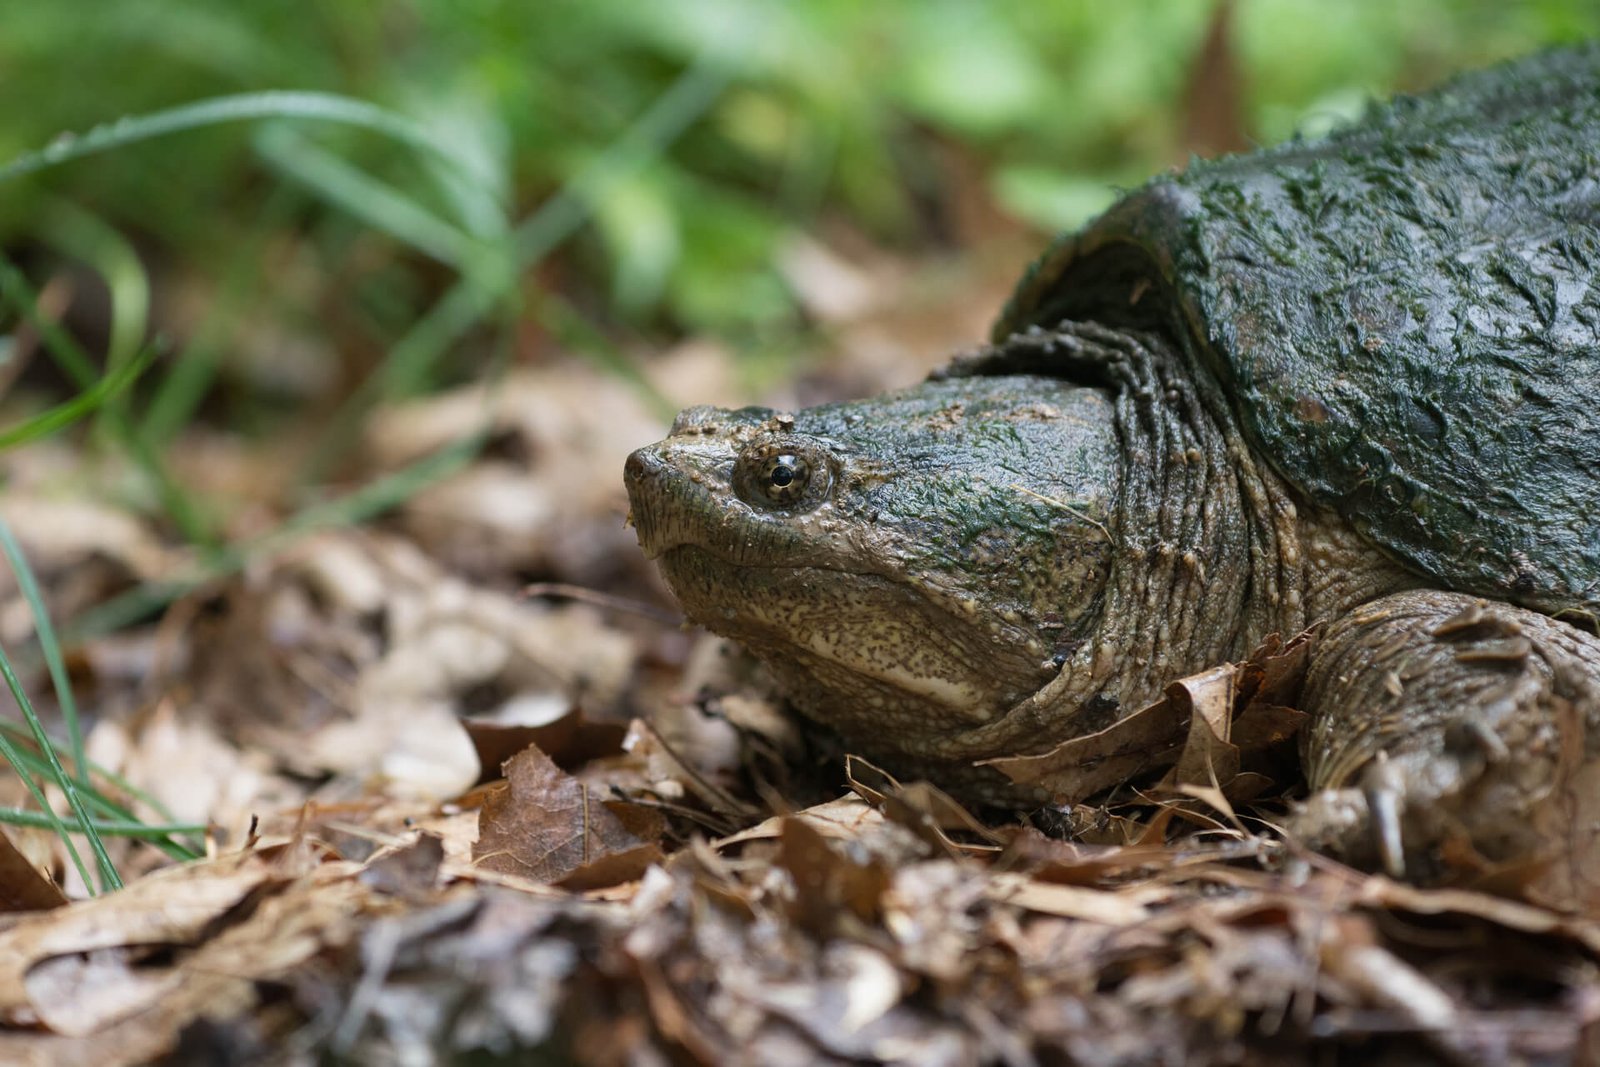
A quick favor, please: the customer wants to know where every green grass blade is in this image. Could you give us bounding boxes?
[0,727,96,891]
[257,427,489,550]
[0,91,484,188]
[53,580,193,650]
[536,293,674,421]
[376,50,733,403]
[295,53,732,484]
[0,518,87,789]
[0,257,218,549]
[0,635,120,891]
[142,185,303,445]
[0,723,203,860]
[0,256,98,388]
[254,123,487,270]
[296,279,499,484]
[0,810,205,839]
[513,55,735,267]
[0,538,117,893]
[0,345,155,452]
[39,201,149,374]
[0,724,199,833]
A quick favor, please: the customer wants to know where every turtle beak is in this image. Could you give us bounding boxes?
[623,445,674,559]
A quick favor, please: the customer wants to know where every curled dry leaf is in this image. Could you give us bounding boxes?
[844,765,1007,866]
[715,794,886,850]
[473,745,664,891]
[0,856,277,1032]
[984,630,1314,804]
[0,854,438,1063]
[980,695,1189,804]
[777,816,892,935]
[1158,662,1240,790]
[0,830,67,914]
[461,701,629,785]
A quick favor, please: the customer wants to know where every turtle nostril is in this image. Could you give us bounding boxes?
[623,447,659,488]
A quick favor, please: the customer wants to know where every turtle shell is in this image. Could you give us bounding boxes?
[992,45,1600,621]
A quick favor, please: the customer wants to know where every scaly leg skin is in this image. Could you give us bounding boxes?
[1288,590,1600,908]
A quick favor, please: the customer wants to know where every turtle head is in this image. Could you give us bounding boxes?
[624,375,1120,747]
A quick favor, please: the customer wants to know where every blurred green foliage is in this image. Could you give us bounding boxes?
[1,0,1596,358]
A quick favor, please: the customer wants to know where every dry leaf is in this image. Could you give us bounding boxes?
[980,695,1188,802]
[985,632,1313,803]
[716,794,886,850]
[0,856,277,1030]
[462,702,629,784]
[0,830,67,913]
[1157,662,1241,791]
[985,872,1153,925]
[777,816,891,934]
[473,745,663,890]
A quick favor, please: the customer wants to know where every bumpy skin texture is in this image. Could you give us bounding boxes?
[996,45,1600,620]
[1289,590,1600,895]
[626,48,1600,878]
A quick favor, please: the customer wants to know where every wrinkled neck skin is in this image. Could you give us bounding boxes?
[920,324,1308,783]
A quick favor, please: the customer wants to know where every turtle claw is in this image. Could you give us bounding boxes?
[1360,754,1408,879]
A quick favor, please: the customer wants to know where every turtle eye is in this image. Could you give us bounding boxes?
[734,441,832,511]
[761,454,807,502]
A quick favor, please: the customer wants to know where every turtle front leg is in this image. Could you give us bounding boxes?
[1287,590,1600,900]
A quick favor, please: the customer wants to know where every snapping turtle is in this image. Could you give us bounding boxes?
[624,48,1600,879]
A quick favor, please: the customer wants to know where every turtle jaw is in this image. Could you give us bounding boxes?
[650,545,1056,732]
